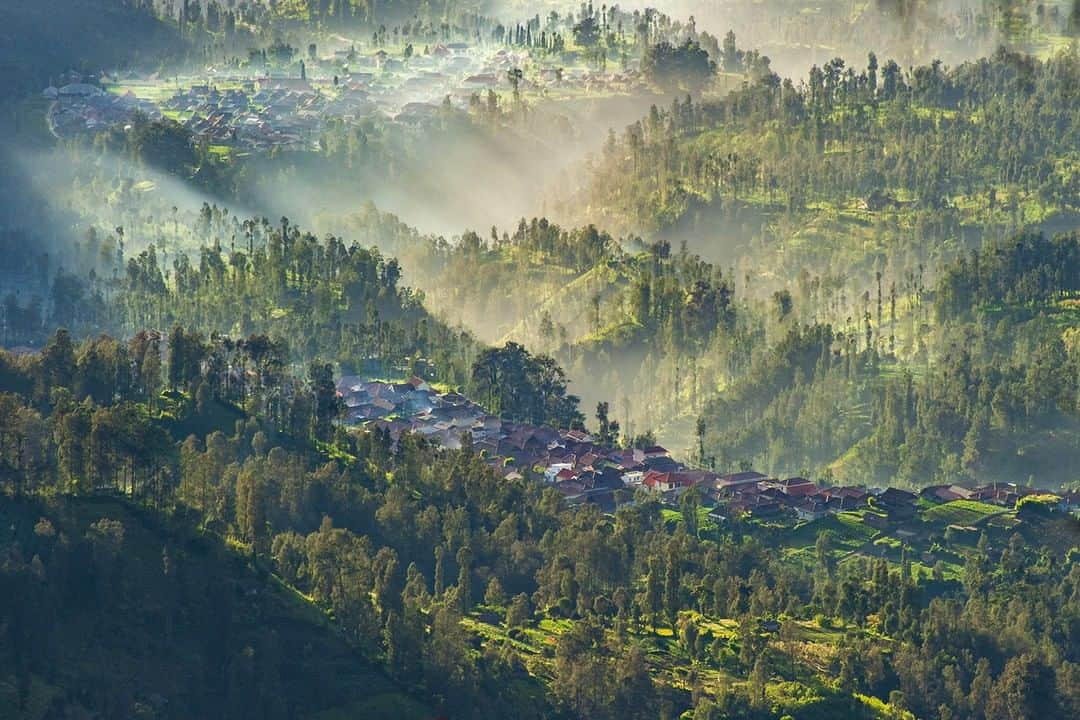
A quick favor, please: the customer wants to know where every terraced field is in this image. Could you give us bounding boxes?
[922,500,1008,526]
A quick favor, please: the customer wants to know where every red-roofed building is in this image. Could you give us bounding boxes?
[820,486,870,508]
[555,468,576,482]
[715,471,768,489]
[642,470,674,492]
[643,471,701,494]
[776,477,818,497]
[565,429,593,444]
[971,483,1040,507]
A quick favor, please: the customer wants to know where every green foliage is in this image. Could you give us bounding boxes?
[1015,493,1063,516]
[470,342,583,428]
[923,500,1003,525]
[936,231,1080,319]
[2,324,1078,719]
[130,116,198,177]
[641,40,715,90]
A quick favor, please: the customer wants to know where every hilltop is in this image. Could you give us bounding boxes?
[557,49,1080,298]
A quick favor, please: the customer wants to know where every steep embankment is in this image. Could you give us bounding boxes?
[0,495,431,720]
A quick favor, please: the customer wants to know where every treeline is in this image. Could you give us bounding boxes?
[698,231,1080,486]
[936,230,1080,318]
[578,48,1080,229]
[3,211,478,386]
[2,328,1078,718]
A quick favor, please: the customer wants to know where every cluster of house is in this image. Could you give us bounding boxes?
[337,375,693,512]
[707,476,1080,524]
[164,81,326,151]
[338,377,1010,522]
[703,472,878,523]
[46,40,647,150]
[338,377,1080,524]
[44,81,159,138]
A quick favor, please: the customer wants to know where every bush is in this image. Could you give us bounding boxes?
[1017,494,1060,517]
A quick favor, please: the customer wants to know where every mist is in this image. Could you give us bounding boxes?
[245,91,664,238]
[579,0,1021,77]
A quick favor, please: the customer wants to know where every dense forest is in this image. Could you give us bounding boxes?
[1,209,479,387]
[696,231,1080,485]
[2,329,1078,718]
[2,0,1080,717]
[562,48,1080,285]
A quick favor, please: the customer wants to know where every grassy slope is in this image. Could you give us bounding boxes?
[453,497,1075,718]
[922,500,1007,525]
[462,597,904,719]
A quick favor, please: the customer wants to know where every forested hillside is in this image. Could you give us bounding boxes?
[2,329,1079,720]
[315,202,1080,486]
[2,209,479,388]
[0,494,431,719]
[560,49,1080,293]
[3,1,1080,717]
[326,208,746,445]
[286,50,1080,462]
[697,231,1080,485]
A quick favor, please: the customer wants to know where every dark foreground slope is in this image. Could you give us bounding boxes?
[0,0,185,102]
[0,495,431,720]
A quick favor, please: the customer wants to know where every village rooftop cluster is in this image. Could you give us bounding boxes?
[338,377,1080,524]
[43,42,645,148]
[44,73,160,138]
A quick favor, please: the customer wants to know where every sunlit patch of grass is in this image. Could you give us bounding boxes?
[207,144,232,159]
[922,500,1005,525]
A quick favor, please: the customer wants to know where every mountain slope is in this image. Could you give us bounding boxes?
[0,495,432,720]
[0,1,185,102]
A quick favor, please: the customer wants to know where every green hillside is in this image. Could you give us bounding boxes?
[0,495,431,720]
[4,3,1080,718]
[563,50,1080,302]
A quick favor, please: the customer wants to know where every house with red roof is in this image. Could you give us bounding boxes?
[771,477,818,497]
[643,470,702,495]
